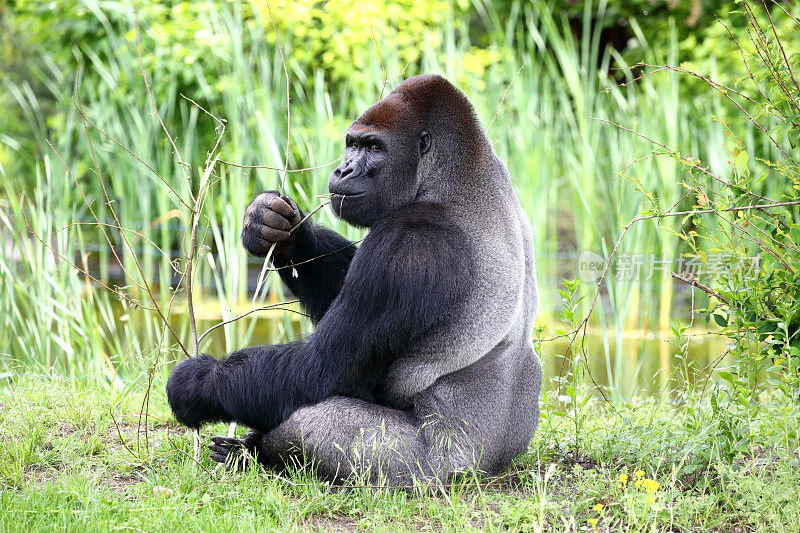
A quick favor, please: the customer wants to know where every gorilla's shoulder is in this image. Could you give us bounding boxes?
[353,202,472,280]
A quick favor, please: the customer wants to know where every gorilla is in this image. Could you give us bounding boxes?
[166,74,541,485]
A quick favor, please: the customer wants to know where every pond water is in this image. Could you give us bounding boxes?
[154,300,728,398]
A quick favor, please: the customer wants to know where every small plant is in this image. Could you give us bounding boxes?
[546,278,596,454]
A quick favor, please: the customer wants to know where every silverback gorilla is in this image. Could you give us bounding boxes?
[166,74,541,485]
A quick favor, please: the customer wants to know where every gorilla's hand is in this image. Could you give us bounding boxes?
[242,191,303,257]
[166,355,227,429]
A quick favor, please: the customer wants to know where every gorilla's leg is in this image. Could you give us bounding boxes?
[209,402,426,481]
[210,341,542,486]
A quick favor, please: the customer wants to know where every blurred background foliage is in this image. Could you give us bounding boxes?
[0,0,799,405]
[4,0,799,189]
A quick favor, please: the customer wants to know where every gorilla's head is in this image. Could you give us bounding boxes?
[328,74,490,227]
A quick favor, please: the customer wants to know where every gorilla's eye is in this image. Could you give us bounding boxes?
[349,140,358,149]
[370,144,381,152]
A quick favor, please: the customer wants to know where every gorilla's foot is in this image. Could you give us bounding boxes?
[209,436,250,470]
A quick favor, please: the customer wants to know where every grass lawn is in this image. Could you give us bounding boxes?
[0,376,798,532]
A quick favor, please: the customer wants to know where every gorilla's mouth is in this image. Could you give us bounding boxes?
[329,192,365,199]
[330,192,366,221]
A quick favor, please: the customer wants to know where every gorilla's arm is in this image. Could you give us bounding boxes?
[242,191,357,322]
[167,204,471,433]
[272,220,357,322]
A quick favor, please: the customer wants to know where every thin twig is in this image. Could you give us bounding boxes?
[371,27,388,99]
[717,17,787,121]
[197,300,301,347]
[135,5,193,197]
[267,239,364,272]
[743,1,800,117]
[636,200,800,221]
[770,0,800,25]
[76,113,194,210]
[180,93,227,169]
[79,27,189,356]
[109,409,137,456]
[45,221,183,274]
[187,154,220,357]
[8,215,152,310]
[488,63,526,133]
[262,0,291,193]
[671,272,732,307]
[218,158,341,172]
[761,0,800,106]
[291,201,330,234]
[587,117,778,202]
[45,138,147,293]
[615,62,797,164]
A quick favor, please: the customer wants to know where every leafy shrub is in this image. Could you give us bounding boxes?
[251,0,467,85]
[628,0,800,459]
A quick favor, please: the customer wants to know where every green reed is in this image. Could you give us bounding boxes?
[0,0,748,394]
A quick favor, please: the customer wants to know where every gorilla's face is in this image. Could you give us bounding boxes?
[328,124,431,227]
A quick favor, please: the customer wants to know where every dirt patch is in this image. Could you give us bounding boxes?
[24,465,60,486]
[104,418,184,451]
[107,469,145,491]
[305,515,358,532]
[18,418,178,493]
[23,463,146,493]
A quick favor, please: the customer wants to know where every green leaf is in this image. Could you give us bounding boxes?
[789,128,800,149]
[734,150,748,174]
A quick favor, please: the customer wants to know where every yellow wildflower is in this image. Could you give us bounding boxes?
[618,473,629,485]
[642,479,660,493]
[634,479,643,488]
[635,470,645,478]
[592,503,604,512]
[588,518,599,529]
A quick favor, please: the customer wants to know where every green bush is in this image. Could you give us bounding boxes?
[628,0,800,459]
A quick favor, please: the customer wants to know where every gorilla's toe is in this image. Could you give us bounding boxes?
[209,436,242,453]
[209,436,248,469]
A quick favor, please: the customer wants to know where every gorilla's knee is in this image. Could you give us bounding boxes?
[166,354,227,429]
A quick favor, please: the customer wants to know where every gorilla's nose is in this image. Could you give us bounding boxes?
[329,161,362,194]
[338,161,359,180]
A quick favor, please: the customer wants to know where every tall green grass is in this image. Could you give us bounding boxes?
[0,1,757,394]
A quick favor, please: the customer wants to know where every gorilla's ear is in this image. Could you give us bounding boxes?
[420,131,431,155]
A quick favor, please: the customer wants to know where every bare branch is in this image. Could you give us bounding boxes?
[262,0,291,193]
[8,214,152,310]
[197,300,303,347]
[75,74,189,356]
[135,5,193,197]
[587,117,777,202]
[370,27,388,99]
[218,158,341,172]
[671,272,731,307]
[76,113,194,210]
[45,221,183,274]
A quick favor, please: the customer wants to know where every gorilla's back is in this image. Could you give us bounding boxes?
[381,155,542,469]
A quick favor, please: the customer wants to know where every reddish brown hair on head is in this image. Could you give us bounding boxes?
[355,75,485,144]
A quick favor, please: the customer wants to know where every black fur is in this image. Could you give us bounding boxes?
[167,203,472,433]
[272,221,356,323]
